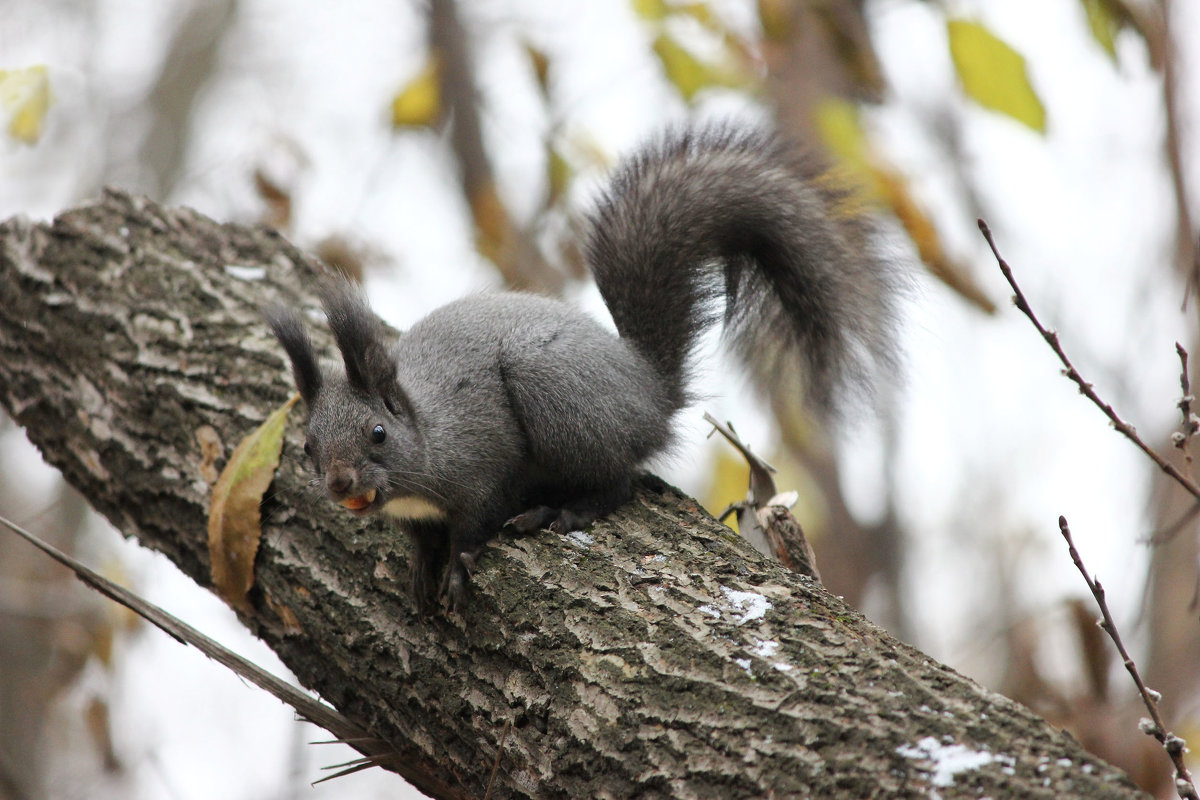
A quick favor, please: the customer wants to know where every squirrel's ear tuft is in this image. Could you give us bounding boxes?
[320,279,399,395]
[266,306,322,406]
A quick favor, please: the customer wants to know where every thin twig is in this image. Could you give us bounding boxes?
[979,219,1200,504]
[1058,515,1198,800]
[1158,0,1198,302]
[1144,344,1200,544]
[0,513,392,771]
[1147,499,1200,545]
[482,719,512,800]
[704,412,822,581]
[1173,343,1198,474]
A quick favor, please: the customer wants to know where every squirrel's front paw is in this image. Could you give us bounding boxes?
[439,552,476,612]
[409,557,439,616]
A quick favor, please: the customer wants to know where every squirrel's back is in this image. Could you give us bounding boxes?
[397,292,675,497]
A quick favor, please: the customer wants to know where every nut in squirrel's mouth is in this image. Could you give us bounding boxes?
[339,489,377,511]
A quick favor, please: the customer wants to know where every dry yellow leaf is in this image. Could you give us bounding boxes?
[0,65,52,144]
[632,0,670,21]
[757,0,793,41]
[814,98,995,313]
[525,43,551,97]
[208,395,297,612]
[876,167,997,314]
[470,180,512,266]
[702,446,751,534]
[391,57,440,129]
[265,592,304,635]
[676,2,717,30]
[546,144,571,207]
[651,31,745,102]
[813,99,875,193]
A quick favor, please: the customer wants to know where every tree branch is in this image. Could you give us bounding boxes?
[980,219,1200,503]
[1058,516,1198,799]
[0,191,1148,798]
[0,511,391,769]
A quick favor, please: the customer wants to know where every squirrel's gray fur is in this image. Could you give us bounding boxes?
[268,124,903,612]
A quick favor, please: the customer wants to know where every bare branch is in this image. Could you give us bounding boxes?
[1172,343,1198,472]
[705,412,821,581]
[1058,515,1198,800]
[979,219,1200,504]
[0,513,412,783]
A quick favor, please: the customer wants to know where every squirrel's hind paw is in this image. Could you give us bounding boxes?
[506,505,599,535]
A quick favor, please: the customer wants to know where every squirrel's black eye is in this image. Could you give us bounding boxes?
[371,425,386,444]
[303,442,312,457]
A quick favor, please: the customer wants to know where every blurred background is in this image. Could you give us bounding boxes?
[0,0,1197,797]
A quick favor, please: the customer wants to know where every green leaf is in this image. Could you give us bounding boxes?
[675,2,718,31]
[947,19,1047,134]
[813,98,997,314]
[813,98,871,179]
[1081,0,1118,60]
[546,143,571,207]
[632,0,670,21]
[653,32,710,101]
[651,31,745,102]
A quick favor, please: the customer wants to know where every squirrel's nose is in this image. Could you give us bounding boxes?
[326,465,355,495]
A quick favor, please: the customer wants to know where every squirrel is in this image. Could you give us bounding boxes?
[267,125,903,613]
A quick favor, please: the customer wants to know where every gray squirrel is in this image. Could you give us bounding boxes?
[267,125,903,612]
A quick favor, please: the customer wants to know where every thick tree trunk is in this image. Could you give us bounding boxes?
[0,191,1147,799]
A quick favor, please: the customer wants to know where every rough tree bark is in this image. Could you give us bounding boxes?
[0,191,1148,799]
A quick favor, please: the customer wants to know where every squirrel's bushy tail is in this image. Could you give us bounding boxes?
[586,125,903,417]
